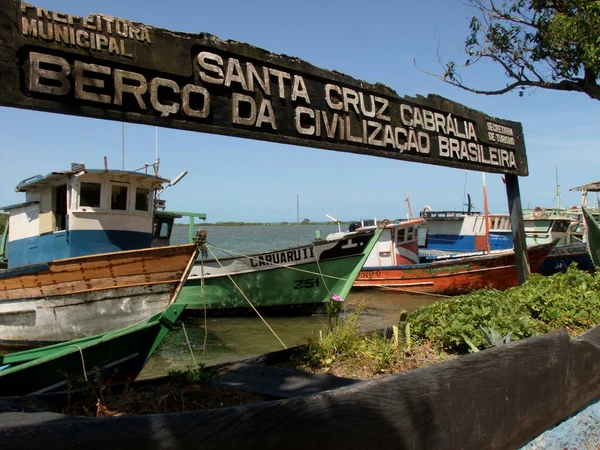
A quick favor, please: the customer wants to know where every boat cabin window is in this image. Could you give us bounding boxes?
[524,220,551,233]
[135,188,150,211]
[53,184,67,231]
[406,227,414,241]
[153,219,172,239]
[396,228,406,243]
[80,182,101,208]
[551,220,571,233]
[111,184,128,210]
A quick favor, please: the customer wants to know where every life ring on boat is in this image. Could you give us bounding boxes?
[421,205,432,216]
[533,206,545,218]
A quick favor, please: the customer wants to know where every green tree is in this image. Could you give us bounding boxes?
[301,218,311,225]
[437,0,600,100]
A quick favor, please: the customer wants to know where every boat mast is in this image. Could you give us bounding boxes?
[482,173,491,254]
[405,194,414,219]
[555,164,561,209]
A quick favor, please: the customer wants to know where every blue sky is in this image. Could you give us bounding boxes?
[1,0,598,223]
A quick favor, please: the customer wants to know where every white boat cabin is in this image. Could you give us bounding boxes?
[328,218,424,267]
[1,163,170,269]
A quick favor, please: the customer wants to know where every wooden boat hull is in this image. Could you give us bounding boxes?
[583,207,600,268]
[0,244,197,348]
[536,242,593,275]
[179,228,382,312]
[0,304,185,396]
[354,244,553,295]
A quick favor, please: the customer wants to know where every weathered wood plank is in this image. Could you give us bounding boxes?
[0,0,528,176]
[0,245,194,295]
[0,272,180,300]
[2,328,600,449]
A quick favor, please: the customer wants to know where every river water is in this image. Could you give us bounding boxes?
[138,224,440,379]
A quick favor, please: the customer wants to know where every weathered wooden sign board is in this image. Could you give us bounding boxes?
[0,0,528,176]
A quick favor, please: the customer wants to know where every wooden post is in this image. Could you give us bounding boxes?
[188,216,195,245]
[505,174,530,284]
[483,173,491,255]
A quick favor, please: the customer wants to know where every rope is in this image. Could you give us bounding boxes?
[207,242,348,282]
[311,242,343,324]
[71,344,89,382]
[181,321,198,368]
[206,245,288,349]
[375,285,451,298]
[311,243,333,298]
[200,251,208,360]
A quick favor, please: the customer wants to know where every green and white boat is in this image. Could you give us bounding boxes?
[179,225,385,313]
[0,303,187,396]
[582,207,600,268]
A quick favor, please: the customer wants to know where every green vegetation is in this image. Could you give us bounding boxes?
[291,306,405,377]
[293,265,600,378]
[0,214,6,233]
[409,265,600,352]
[438,0,600,101]
[168,364,214,387]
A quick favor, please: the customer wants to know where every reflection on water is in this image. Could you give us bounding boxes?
[140,288,440,379]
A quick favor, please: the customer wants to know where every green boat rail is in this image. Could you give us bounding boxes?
[166,210,207,244]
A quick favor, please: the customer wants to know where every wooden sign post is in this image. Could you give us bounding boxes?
[0,0,531,281]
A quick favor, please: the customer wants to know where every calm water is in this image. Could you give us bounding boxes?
[139,225,440,379]
[170,223,343,256]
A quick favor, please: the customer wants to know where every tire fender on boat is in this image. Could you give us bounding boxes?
[533,206,545,218]
[421,205,432,215]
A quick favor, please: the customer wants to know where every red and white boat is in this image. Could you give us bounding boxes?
[353,241,554,296]
[328,216,554,296]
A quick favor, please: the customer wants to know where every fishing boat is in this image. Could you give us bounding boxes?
[1,161,385,321]
[418,169,592,275]
[327,217,425,266]
[582,207,600,268]
[419,207,513,257]
[0,161,203,348]
[353,242,554,295]
[0,302,188,396]
[178,223,386,313]
[419,206,592,274]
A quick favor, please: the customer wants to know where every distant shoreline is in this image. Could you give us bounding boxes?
[175,222,350,227]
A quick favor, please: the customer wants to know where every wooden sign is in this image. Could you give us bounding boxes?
[0,0,528,176]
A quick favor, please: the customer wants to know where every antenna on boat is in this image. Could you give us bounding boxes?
[405,194,414,219]
[326,214,342,233]
[155,126,158,161]
[482,173,491,255]
[121,122,125,170]
[462,170,468,212]
[296,194,300,246]
[170,170,188,186]
[556,164,561,209]
[155,170,188,200]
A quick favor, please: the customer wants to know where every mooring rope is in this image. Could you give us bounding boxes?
[199,250,209,360]
[376,285,451,298]
[181,321,198,367]
[71,344,89,382]
[206,245,288,349]
[311,242,333,298]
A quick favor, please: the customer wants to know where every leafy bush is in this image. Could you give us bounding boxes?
[168,364,214,387]
[292,306,401,376]
[293,309,364,369]
[409,265,600,352]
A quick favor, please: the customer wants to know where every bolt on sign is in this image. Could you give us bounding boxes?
[0,0,528,176]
